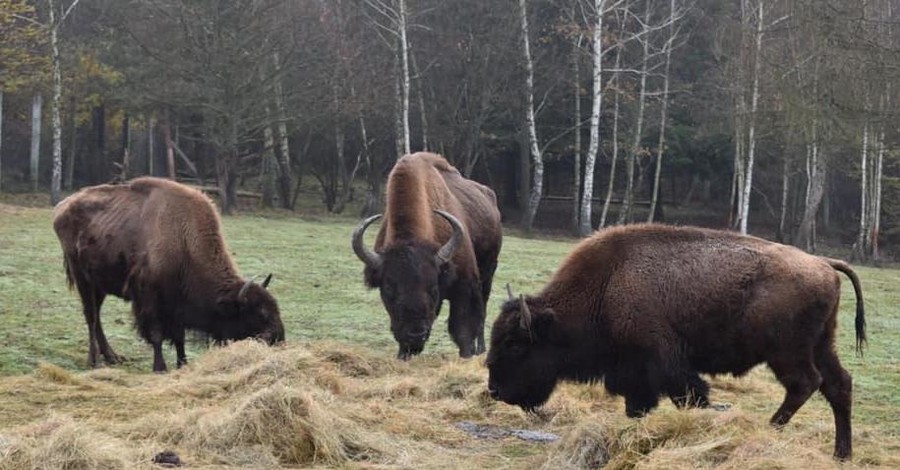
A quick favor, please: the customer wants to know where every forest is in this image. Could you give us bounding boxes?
[1,0,899,260]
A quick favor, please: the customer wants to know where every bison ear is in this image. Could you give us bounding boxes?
[518,295,533,334]
[364,264,382,289]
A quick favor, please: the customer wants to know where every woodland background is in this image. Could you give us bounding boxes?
[2,0,900,261]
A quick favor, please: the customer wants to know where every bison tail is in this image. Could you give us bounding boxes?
[824,258,867,355]
[62,254,76,291]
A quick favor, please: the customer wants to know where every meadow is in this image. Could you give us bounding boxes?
[0,195,898,469]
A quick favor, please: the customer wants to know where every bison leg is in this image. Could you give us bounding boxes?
[815,329,853,460]
[667,369,711,409]
[151,339,168,373]
[74,282,104,368]
[616,356,662,418]
[448,280,485,358]
[477,260,498,355]
[173,329,188,368]
[95,313,124,365]
[768,356,822,428]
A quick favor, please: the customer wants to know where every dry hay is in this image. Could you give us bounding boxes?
[0,340,897,469]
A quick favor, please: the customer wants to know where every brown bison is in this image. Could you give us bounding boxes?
[487,224,865,460]
[352,152,502,359]
[53,177,285,372]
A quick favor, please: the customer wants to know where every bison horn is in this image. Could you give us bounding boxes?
[518,294,533,335]
[352,214,384,269]
[239,275,260,300]
[262,273,273,289]
[434,209,464,265]
[506,283,514,301]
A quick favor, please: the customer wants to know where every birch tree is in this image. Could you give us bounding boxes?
[518,0,543,232]
[617,0,652,225]
[29,92,42,191]
[647,0,683,222]
[579,0,621,236]
[361,0,411,157]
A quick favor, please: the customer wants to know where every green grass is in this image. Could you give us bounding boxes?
[0,197,898,452]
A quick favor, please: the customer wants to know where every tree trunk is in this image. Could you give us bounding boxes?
[619,1,652,225]
[738,1,764,235]
[398,0,411,155]
[852,122,869,260]
[260,120,276,208]
[518,0,543,233]
[579,0,606,236]
[871,130,884,261]
[777,154,790,243]
[49,0,63,205]
[571,33,583,234]
[410,48,429,151]
[119,112,130,180]
[65,96,76,189]
[795,143,826,252]
[30,93,43,191]
[272,52,293,209]
[333,82,348,214]
[147,115,155,177]
[599,35,623,229]
[163,120,175,179]
[648,0,677,223]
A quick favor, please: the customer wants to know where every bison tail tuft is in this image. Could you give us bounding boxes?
[824,257,867,356]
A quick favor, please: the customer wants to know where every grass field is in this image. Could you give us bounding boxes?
[0,195,898,468]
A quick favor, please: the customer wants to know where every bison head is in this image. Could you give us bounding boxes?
[216,274,285,345]
[486,288,562,411]
[352,210,463,360]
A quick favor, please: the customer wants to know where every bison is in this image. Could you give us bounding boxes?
[53,177,285,372]
[352,152,502,359]
[487,224,865,460]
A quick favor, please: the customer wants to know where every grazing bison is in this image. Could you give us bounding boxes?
[53,177,285,372]
[352,152,502,359]
[487,224,865,460]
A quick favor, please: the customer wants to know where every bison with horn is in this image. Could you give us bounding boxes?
[352,152,502,359]
[487,224,866,460]
[53,177,285,372]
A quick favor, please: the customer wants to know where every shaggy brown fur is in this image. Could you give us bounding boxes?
[53,177,285,372]
[487,223,865,460]
[353,152,502,359]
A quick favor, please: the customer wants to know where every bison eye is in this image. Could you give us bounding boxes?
[382,283,397,301]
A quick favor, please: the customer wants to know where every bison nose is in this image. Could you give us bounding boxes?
[408,327,429,339]
[488,385,500,400]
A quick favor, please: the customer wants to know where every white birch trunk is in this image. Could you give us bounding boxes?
[618,1,652,225]
[599,37,623,229]
[778,156,789,241]
[854,122,869,259]
[49,0,64,204]
[647,0,677,223]
[518,0,543,232]
[272,52,293,208]
[579,0,606,236]
[410,48,429,151]
[872,129,884,260]
[147,115,155,176]
[739,1,764,235]
[572,34,582,233]
[398,0,411,155]
[30,93,43,191]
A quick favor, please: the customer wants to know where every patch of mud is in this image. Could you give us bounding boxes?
[455,421,559,442]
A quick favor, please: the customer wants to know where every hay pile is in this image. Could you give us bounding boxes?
[0,340,895,469]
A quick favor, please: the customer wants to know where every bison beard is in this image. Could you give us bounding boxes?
[53,177,286,372]
[487,224,866,461]
[352,152,502,360]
